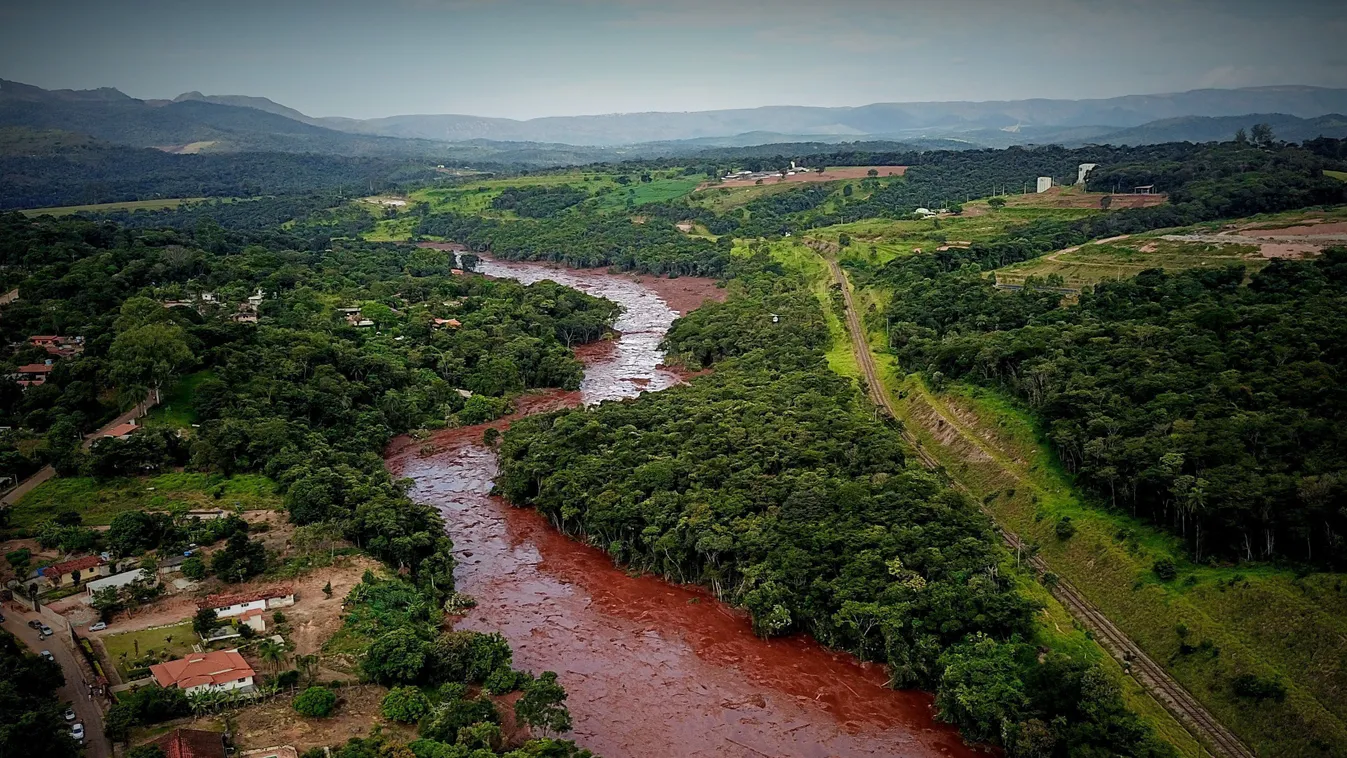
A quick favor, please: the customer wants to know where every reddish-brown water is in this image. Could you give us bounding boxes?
[386,258,979,758]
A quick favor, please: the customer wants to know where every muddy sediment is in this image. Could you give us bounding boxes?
[386,257,977,758]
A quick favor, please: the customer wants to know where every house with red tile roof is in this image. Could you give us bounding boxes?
[150,650,256,694]
[14,362,53,387]
[41,554,108,588]
[102,421,140,440]
[199,585,295,618]
[148,728,227,758]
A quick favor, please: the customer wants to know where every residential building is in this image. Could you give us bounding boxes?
[15,362,54,387]
[149,650,256,694]
[102,421,140,440]
[199,585,295,619]
[148,729,227,758]
[42,555,108,588]
[86,568,152,595]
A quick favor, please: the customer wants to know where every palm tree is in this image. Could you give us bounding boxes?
[295,654,319,686]
[258,639,287,674]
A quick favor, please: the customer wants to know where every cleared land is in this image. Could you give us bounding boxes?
[19,198,209,217]
[807,207,1098,266]
[973,185,1169,211]
[997,206,1347,288]
[142,370,215,429]
[8,472,280,528]
[698,165,907,190]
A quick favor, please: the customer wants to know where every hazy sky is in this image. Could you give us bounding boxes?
[2,0,1344,120]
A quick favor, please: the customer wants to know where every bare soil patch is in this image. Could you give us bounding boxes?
[1237,221,1347,237]
[625,272,727,315]
[698,166,906,190]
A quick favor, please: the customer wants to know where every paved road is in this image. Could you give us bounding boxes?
[1,395,156,507]
[1,608,110,758]
[826,258,1255,758]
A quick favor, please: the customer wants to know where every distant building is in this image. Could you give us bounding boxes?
[1036,177,1053,193]
[148,728,227,758]
[913,208,937,218]
[1077,163,1098,186]
[1134,185,1155,195]
[150,650,256,694]
[14,361,54,387]
[102,421,140,440]
[432,318,462,329]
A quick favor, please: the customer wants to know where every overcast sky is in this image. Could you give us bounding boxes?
[1,0,1344,120]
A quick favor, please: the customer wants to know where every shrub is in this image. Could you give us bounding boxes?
[381,685,432,723]
[1152,558,1178,582]
[1054,516,1076,540]
[292,686,337,717]
[484,666,530,695]
[180,556,207,580]
[1232,673,1287,703]
[276,669,301,688]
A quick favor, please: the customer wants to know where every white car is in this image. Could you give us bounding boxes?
[64,708,76,721]
[89,622,107,632]
[70,723,84,741]
[40,650,54,662]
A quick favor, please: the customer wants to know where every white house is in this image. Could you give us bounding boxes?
[199,586,295,619]
[85,568,151,596]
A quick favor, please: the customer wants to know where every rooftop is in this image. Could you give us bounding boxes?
[200,584,294,610]
[150,650,255,690]
[42,554,105,578]
[149,729,227,758]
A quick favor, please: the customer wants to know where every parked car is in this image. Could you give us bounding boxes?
[70,723,84,742]
[40,650,54,661]
[0,611,6,622]
[88,622,106,632]
[64,708,76,722]
[40,624,53,635]
[27,619,41,629]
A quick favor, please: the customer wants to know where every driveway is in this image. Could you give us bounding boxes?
[1,607,110,758]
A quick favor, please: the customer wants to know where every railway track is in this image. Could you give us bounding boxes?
[826,258,1256,758]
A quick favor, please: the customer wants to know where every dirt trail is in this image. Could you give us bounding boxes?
[826,258,1255,758]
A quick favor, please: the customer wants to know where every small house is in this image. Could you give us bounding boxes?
[432,318,462,329]
[102,421,140,440]
[41,555,108,588]
[86,567,152,595]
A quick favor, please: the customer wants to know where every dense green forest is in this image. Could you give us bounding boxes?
[496,257,1175,757]
[885,254,1347,567]
[0,213,617,754]
[416,211,732,276]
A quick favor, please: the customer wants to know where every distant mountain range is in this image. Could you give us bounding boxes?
[3,79,1347,158]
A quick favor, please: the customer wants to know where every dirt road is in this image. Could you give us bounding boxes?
[825,258,1255,758]
[1,607,110,758]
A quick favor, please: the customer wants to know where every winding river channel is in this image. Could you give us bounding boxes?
[384,256,978,758]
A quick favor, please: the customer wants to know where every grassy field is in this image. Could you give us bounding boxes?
[102,621,195,678]
[881,370,1347,758]
[19,198,210,217]
[1326,170,1347,182]
[995,237,1263,288]
[142,370,215,429]
[807,207,1098,266]
[9,473,280,528]
[590,177,702,211]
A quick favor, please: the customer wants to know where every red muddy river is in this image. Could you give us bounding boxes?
[386,257,979,758]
